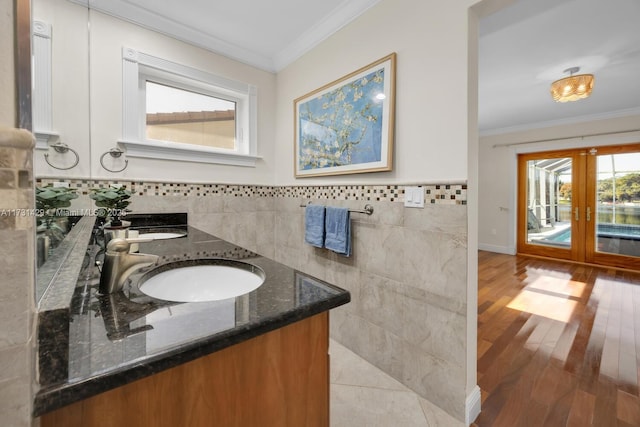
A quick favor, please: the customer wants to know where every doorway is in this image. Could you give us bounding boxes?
[517,143,640,271]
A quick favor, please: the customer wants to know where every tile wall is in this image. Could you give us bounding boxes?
[0,127,36,426]
[37,177,469,420]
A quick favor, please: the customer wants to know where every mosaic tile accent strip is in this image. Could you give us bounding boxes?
[35,179,276,198]
[35,179,467,205]
[425,184,468,205]
[278,184,467,204]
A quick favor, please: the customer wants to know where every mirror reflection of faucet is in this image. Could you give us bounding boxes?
[96,292,165,341]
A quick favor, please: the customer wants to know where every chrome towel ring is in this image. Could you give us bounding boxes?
[44,142,79,170]
[100,147,129,173]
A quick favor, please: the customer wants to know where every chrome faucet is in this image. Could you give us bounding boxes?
[99,238,159,294]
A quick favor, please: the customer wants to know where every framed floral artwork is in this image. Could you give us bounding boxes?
[294,53,396,177]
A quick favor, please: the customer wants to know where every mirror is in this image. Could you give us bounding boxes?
[33,0,93,303]
[29,0,267,304]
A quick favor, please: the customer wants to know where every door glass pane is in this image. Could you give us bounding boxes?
[595,152,640,257]
[525,157,573,248]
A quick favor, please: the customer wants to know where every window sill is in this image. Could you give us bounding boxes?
[119,139,260,167]
[34,131,60,150]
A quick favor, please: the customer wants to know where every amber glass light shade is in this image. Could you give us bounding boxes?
[550,73,594,102]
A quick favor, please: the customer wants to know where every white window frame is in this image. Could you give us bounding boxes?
[120,47,259,167]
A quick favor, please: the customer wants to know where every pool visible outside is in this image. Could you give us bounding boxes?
[530,223,640,256]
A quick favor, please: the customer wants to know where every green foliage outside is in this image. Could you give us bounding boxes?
[558,174,640,203]
[598,173,640,203]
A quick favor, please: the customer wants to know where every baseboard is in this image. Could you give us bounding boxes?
[465,385,481,426]
[478,243,515,255]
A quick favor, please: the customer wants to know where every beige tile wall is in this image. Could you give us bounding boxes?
[36,178,469,421]
[273,194,468,420]
[0,127,36,426]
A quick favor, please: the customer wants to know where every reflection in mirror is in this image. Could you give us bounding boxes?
[33,0,92,178]
[145,81,236,150]
[35,185,79,267]
[33,0,93,304]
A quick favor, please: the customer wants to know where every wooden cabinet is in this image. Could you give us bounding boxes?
[41,312,329,427]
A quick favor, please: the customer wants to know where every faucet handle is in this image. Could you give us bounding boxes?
[125,237,155,244]
[106,237,154,254]
[106,238,130,254]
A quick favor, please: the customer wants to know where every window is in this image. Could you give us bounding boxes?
[120,47,258,167]
[145,81,237,150]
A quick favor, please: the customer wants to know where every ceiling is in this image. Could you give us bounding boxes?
[89,0,640,136]
[479,0,640,135]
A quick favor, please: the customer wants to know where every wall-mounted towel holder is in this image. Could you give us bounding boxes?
[100,147,129,173]
[44,142,79,170]
[299,201,374,216]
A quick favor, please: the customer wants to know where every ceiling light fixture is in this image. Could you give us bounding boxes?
[550,66,594,103]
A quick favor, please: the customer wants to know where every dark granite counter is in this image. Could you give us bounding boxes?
[34,222,350,417]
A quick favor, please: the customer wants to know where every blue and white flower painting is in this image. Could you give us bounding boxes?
[297,68,387,172]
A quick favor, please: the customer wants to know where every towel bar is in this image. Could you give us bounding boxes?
[299,202,374,216]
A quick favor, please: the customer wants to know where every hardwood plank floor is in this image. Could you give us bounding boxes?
[474,252,640,427]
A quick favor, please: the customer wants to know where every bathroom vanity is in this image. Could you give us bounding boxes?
[35,215,350,426]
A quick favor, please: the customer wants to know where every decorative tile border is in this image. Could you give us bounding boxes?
[36,179,467,205]
[277,184,466,204]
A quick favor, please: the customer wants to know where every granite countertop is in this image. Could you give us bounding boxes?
[34,221,350,417]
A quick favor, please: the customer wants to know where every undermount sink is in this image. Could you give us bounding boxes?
[138,259,265,302]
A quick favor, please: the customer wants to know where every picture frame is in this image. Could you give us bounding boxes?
[294,53,396,177]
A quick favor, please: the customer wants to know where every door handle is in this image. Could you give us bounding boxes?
[574,207,579,221]
[587,207,591,221]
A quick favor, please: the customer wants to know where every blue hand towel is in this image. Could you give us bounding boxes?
[304,204,325,248]
[324,206,351,256]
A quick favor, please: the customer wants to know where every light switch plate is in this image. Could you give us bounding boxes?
[404,186,424,208]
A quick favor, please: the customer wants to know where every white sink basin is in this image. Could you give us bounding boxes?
[138,260,265,302]
[138,231,186,240]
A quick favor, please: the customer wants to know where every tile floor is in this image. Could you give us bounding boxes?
[329,340,464,426]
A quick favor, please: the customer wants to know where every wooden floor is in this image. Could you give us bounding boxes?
[473,251,640,427]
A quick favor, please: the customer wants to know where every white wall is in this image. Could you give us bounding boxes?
[275,0,478,186]
[88,11,277,184]
[33,1,278,185]
[479,114,640,254]
[276,0,491,421]
[33,0,91,178]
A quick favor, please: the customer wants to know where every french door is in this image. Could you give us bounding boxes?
[517,144,640,271]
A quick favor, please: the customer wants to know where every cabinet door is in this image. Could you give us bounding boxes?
[40,313,330,427]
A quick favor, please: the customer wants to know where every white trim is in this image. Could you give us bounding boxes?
[273,0,382,71]
[87,0,274,71]
[480,107,640,137]
[34,131,60,150]
[80,0,380,73]
[119,140,260,167]
[478,243,516,255]
[121,47,258,167]
[32,20,56,139]
[465,385,481,426]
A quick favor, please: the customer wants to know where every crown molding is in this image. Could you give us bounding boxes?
[73,0,380,73]
[83,0,275,72]
[479,107,640,137]
[272,0,382,71]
